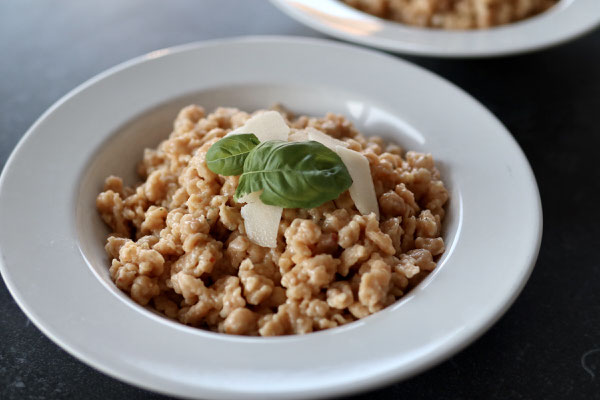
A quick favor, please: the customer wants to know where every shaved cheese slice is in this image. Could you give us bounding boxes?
[304,127,378,218]
[335,146,380,219]
[236,191,260,204]
[288,129,308,142]
[306,127,348,148]
[227,111,290,142]
[240,192,283,248]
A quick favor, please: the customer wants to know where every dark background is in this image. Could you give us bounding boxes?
[1,1,599,399]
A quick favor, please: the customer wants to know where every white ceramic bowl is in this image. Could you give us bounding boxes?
[271,0,600,57]
[0,37,542,399]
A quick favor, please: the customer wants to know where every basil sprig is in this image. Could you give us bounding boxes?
[206,133,260,176]
[206,135,353,209]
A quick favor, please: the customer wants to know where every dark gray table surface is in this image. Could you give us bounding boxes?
[1,1,599,399]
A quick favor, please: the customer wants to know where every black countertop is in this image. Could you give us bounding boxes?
[1,1,599,399]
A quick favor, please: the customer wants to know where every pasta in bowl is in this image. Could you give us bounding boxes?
[342,0,559,30]
[97,105,448,336]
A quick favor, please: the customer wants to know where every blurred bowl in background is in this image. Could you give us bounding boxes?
[270,0,600,57]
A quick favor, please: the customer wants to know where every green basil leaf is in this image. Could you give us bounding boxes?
[234,140,353,209]
[205,133,260,176]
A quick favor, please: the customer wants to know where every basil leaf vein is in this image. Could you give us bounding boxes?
[234,140,353,209]
[205,133,260,176]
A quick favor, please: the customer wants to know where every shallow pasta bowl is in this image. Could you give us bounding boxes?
[270,0,600,57]
[0,36,542,399]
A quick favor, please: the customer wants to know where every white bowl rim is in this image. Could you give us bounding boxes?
[0,36,543,399]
